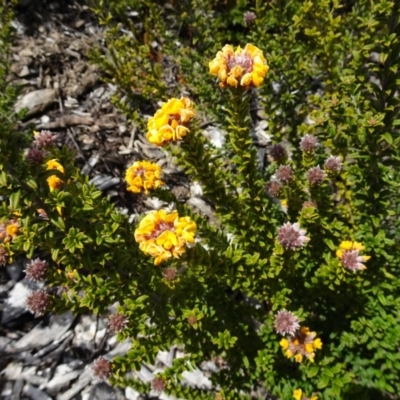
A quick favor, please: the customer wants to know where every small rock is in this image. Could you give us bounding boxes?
[15,89,58,117]
[202,127,226,148]
[23,383,52,400]
[11,379,23,400]
[7,258,25,281]
[4,362,23,380]
[89,175,120,191]
[56,368,92,400]
[2,279,41,325]
[10,312,74,351]
[73,314,106,350]
[18,65,30,77]
[84,382,121,400]
[45,366,82,394]
[21,366,48,386]
[1,381,13,397]
[41,115,51,124]
[181,369,212,389]
[125,387,140,400]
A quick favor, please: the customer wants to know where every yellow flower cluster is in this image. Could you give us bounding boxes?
[146,97,195,146]
[293,389,318,400]
[0,219,19,243]
[336,241,370,271]
[280,326,322,363]
[46,159,64,190]
[125,161,164,194]
[209,44,269,88]
[134,210,197,265]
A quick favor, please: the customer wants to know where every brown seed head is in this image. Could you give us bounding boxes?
[300,134,318,153]
[306,166,325,186]
[324,156,342,174]
[163,267,178,281]
[243,11,256,26]
[108,314,128,333]
[267,181,282,197]
[276,165,293,184]
[26,148,45,164]
[25,258,47,282]
[151,376,166,392]
[0,246,8,266]
[33,130,57,149]
[26,290,50,315]
[274,310,300,336]
[277,222,310,250]
[268,143,287,163]
[92,357,112,380]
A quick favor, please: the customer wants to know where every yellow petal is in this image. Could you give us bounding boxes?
[46,159,64,173]
[305,343,314,353]
[156,230,178,249]
[293,389,302,400]
[175,125,189,139]
[294,354,303,363]
[218,67,228,82]
[240,73,253,87]
[353,241,365,251]
[209,59,223,74]
[279,338,289,349]
[227,76,238,87]
[251,72,264,87]
[313,338,322,349]
[244,43,260,56]
[340,241,353,250]
[230,65,244,78]
[221,44,234,55]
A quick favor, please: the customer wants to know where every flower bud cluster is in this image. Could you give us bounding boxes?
[209,44,269,89]
[277,222,309,250]
[306,166,325,186]
[279,326,322,363]
[25,258,47,281]
[92,357,112,380]
[275,310,322,363]
[146,97,194,146]
[134,210,197,265]
[293,389,318,400]
[26,290,50,316]
[46,159,65,191]
[108,314,128,333]
[0,246,8,266]
[336,241,370,271]
[300,134,318,153]
[125,160,164,194]
[26,130,57,164]
[0,219,20,243]
[268,143,287,164]
[324,155,342,174]
[243,11,256,26]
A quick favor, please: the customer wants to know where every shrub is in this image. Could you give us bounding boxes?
[2,0,400,399]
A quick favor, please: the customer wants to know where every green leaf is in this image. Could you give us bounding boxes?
[51,216,66,231]
[51,248,60,261]
[0,171,7,186]
[381,132,393,145]
[9,191,21,210]
[306,364,320,378]
[26,179,38,190]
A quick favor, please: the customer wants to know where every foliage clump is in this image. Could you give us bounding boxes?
[1,1,400,399]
